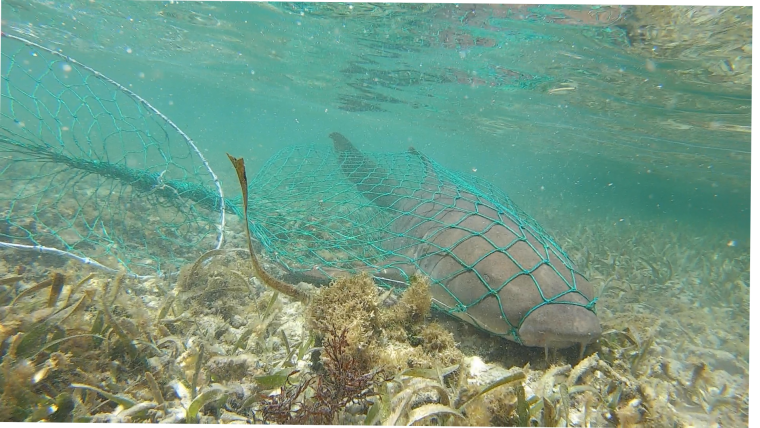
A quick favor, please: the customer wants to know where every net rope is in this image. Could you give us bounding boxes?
[1,33,225,279]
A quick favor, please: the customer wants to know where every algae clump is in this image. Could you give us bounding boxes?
[307,273,462,373]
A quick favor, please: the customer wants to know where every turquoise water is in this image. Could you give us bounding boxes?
[0,2,752,425]
[2,2,750,237]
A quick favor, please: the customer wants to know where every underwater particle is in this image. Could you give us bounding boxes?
[727,240,737,247]
[61,63,72,73]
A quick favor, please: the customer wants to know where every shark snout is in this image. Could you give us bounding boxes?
[517,304,602,349]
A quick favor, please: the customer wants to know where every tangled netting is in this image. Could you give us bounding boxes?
[244,142,595,343]
[1,33,592,342]
[0,33,226,278]
[246,145,562,281]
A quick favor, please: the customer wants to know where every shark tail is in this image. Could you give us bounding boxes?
[330,132,400,207]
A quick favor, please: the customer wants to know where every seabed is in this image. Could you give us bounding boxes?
[0,211,748,426]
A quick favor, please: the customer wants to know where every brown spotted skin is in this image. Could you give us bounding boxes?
[330,132,601,349]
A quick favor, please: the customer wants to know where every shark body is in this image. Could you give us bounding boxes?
[329,132,601,350]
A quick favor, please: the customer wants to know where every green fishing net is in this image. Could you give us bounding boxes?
[1,33,590,342]
[243,142,592,343]
[246,144,566,282]
[0,33,226,278]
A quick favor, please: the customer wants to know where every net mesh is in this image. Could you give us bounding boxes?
[1,32,594,342]
[248,145,557,277]
[245,142,595,342]
[0,33,225,278]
